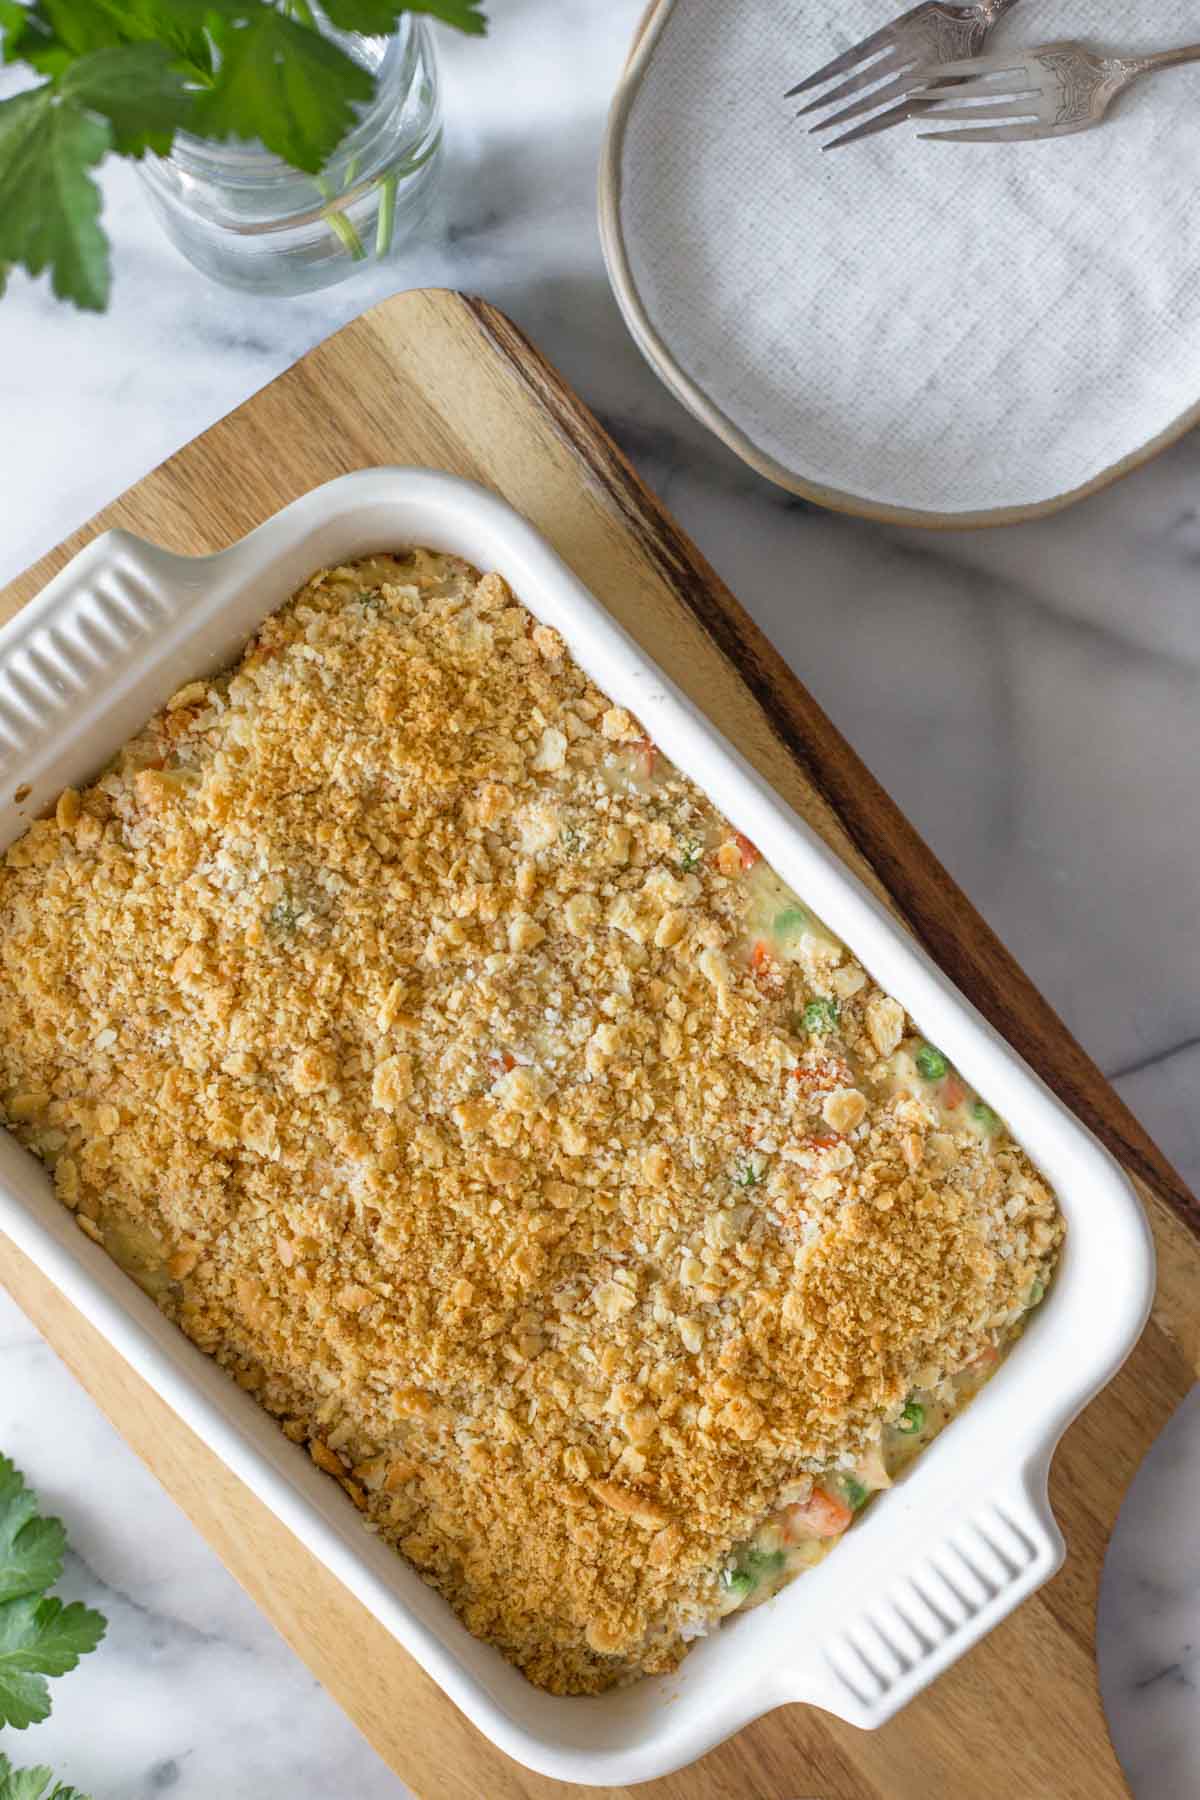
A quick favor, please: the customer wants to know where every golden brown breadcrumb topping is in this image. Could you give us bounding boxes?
[0,551,1062,1692]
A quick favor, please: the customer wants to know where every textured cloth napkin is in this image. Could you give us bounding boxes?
[617,0,1200,514]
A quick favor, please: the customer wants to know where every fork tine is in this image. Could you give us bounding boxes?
[809,71,919,134]
[914,99,1038,123]
[796,51,904,118]
[822,97,943,150]
[784,17,911,99]
[911,51,1030,82]
[920,121,1051,143]
[909,70,1038,101]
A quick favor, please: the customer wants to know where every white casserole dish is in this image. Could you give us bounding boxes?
[0,469,1154,1786]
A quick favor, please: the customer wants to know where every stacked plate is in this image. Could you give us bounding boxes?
[600,0,1200,524]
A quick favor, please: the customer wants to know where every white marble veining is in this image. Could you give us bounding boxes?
[0,2,1197,1794]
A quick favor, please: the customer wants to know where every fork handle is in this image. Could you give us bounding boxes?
[1125,43,1200,77]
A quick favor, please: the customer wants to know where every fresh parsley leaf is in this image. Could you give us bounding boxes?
[37,0,126,55]
[116,0,244,81]
[402,0,487,33]
[0,87,111,309]
[193,7,373,174]
[8,0,126,76]
[0,1459,107,1733]
[0,1751,92,1800]
[61,42,194,155]
[0,1595,107,1730]
[732,1155,764,1189]
[0,1456,66,1606]
[0,1,37,61]
[321,0,487,34]
[318,0,412,28]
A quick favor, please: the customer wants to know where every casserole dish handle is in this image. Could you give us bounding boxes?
[775,1467,1065,1728]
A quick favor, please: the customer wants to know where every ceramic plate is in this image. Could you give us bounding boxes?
[600,0,1200,526]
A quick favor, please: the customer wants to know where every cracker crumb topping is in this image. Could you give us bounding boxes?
[0,550,1063,1693]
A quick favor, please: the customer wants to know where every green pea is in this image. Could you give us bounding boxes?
[724,1545,784,1598]
[801,998,839,1034]
[841,1476,869,1512]
[1027,1277,1045,1307]
[972,1099,1000,1132]
[773,907,808,938]
[741,1546,785,1581]
[898,1401,925,1435]
[915,1043,948,1081]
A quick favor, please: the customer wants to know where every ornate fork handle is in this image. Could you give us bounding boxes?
[1117,43,1200,80]
[1029,41,1200,132]
[912,31,1200,142]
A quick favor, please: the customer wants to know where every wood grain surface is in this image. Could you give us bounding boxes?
[1,289,1196,1800]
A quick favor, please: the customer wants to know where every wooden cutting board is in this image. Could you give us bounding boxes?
[1,290,1196,1800]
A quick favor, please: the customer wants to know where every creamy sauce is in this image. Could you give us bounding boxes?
[740,861,844,968]
[874,1039,1002,1141]
[103,1217,171,1298]
[720,1343,1014,1616]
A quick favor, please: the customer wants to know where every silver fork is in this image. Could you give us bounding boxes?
[785,1,1023,150]
[909,38,1200,143]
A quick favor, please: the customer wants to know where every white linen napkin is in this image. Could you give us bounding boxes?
[616,0,1200,514]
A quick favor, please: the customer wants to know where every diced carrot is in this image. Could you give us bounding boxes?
[792,1058,851,1094]
[803,1133,842,1151]
[489,1050,516,1079]
[750,939,783,995]
[734,831,761,870]
[780,1486,853,1542]
[942,1074,967,1110]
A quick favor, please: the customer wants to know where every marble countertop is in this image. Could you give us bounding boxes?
[1,3,1197,1794]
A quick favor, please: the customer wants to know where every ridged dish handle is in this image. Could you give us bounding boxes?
[776,1464,1066,1728]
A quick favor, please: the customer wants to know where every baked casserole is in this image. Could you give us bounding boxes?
[0,550,1063,1693]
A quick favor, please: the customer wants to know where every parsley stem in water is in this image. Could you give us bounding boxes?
[319,197,366,261]
[376,171,398,256]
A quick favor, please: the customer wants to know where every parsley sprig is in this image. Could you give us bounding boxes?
[0,1756,90,1800]
[0,0,486,310]
[0,1455,106,1733]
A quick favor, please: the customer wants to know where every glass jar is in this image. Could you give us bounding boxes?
[138,18,441,296]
